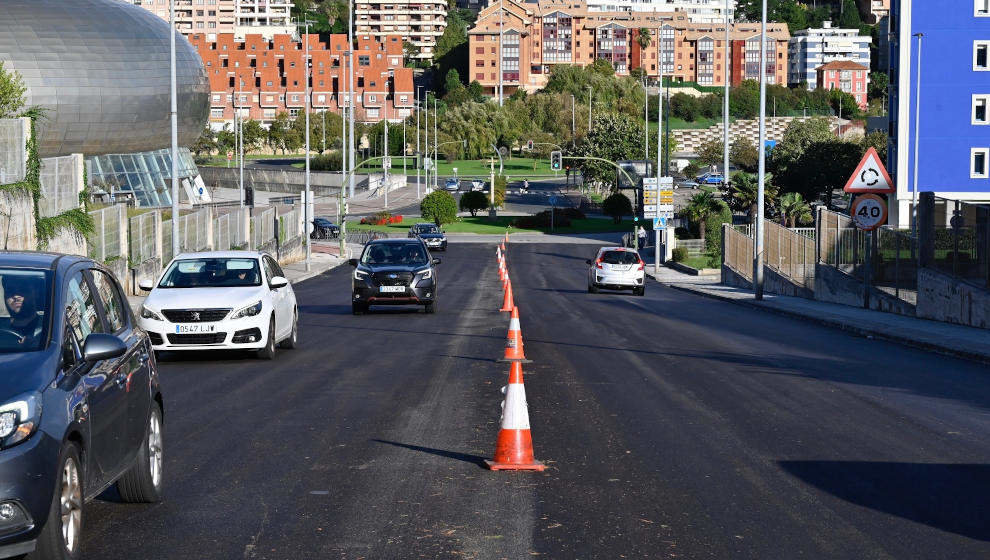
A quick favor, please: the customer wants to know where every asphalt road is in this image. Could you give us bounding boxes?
[75,243,990,559]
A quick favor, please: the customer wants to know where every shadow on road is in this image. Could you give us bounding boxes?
[779,461,990,542]
[371,439,489,469]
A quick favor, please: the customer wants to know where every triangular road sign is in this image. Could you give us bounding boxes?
[844,147,894,194]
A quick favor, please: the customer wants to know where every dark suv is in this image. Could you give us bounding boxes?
[349,239,441,314]
[0,253,164,560]
[408,223,447,251]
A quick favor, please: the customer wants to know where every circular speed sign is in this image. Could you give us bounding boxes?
[851,194,888,231]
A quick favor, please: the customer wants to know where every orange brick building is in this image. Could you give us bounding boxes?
[189,32,416,126]
[816,60,869,111]
[468,0,789,97]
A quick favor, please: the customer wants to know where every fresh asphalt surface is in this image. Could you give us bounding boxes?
[75,243,990,559]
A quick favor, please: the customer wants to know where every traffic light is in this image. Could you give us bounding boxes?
[244,186,254,207]
[527,139,534,150]
[550,150,562,171]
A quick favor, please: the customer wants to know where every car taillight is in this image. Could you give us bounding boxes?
[637,259,645,271]
[595,258,603,269]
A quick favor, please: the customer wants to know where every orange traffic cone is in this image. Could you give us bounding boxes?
[486,362,545,471]
[500,241,506,253]
[499,279,515,313]
[504,231,509,243]
[499,306,529,362]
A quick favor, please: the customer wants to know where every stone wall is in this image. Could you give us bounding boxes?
[916,268,990,329]
[0,190,36,250]
[673,116,827,155]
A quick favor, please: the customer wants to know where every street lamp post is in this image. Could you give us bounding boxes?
[911,32,924,240]
[723,0,731,191]
[347,2,356,199]
[571,94,576,147]
[303,20,313,272]
[169,0,179,257]
[587,86,593,134]
[754,0,767,300]
[416,86,422,199]
[433,97,438,191]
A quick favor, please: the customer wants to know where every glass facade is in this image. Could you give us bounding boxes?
[87,148,201,208]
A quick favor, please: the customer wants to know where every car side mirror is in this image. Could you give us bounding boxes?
[585,259,592,265]
[269,276,289,289]
[138,279,154,292]
[82,333,127,362]
[348,258,359,267]
[432,257,442,265]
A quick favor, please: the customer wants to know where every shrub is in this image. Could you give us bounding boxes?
[458,190,489,217]
[671,247,689,262]
[602,193,633,224]
[420,190,458,225]
[513,210,572,229]
[559,207,586,220]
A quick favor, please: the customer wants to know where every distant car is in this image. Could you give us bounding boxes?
[350,238,441,314]
[138,251,298,359]
[408,222,448,252]
[697,173,724,185]
[310,217,339,240]
[471,180,485,191]
[586,247,646,296]
[0,253,164,560]
[677,179,700,190]
[444,178,459,191]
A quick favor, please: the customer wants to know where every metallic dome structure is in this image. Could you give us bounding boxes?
[0,0,209,158]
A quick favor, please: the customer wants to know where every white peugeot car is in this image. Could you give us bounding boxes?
[138,251,298,359]
[586,247,646,296]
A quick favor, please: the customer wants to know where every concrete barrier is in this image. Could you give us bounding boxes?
[917,268,990,329]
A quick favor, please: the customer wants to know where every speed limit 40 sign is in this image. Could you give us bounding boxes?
[851,194,888,231]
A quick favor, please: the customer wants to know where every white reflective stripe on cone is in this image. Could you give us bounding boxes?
[508,317,520,331]
[500,383,530,430]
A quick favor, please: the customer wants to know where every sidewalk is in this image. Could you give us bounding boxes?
[646,265,990,365]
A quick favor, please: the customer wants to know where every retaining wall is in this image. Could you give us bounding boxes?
[916,268,990,329]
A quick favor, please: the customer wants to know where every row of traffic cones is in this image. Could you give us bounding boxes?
[487,232,544,471]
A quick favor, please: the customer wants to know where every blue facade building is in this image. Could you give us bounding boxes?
[889,0,990,227]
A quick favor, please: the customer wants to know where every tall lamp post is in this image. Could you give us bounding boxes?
[723,0,731,190]
[169,0,179,256]
[754,0,767,300]
[911,32,923,240]
[301,19,314,272]
[416,86,422,199]
[348,1,356,199]
[587,86,593,134]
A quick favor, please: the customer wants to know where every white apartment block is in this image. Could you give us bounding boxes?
[787,21,871,88]
[124,0,293,39]
[355,0,448,60]
[584,0,735,23]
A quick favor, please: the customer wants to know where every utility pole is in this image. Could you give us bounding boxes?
[498,0,504,106]
[348,2,356,199]
[416,86,421,199]
[723,0,730,189]
[587,86,593,134]
[424,91,429,194]
[433,97,438,191]
[303,20,312,272]
[754,0,767,300]
[170,0,179,256]
[912,33,923,239]
[644,79,649,162]
[571,94,576,147]
[657,61,664,266]
[383,72,390,210]
[321,109,326,154]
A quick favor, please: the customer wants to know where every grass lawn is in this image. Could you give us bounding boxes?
[348,216,639,235]
[678,255,715,270]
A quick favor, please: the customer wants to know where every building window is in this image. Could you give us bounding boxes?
[975,42,990,71]
[210,108,224,118]
[369,94,376,102]
[289,109,300,117]
[367,108,380,118]
[973,95,990,125]
[973,148,990,178]
[976,0,990,16]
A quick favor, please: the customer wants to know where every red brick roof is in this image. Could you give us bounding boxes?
[816,60,869,72]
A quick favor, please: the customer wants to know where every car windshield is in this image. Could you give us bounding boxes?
[158,258,262,288]
[416,225,440,234]
[361,243,430,266]
[0,268,51,353]
[600,251,640,265]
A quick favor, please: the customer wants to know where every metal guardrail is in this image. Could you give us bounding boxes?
[931,197,990,289]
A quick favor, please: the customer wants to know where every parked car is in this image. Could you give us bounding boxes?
[586,247,646,296]
[408,222,448,252]
[677,179,700,190]
[471,180,486,192]
[310,217,339,240]
[444,178,460,192]
[701,173,725,185]
[0,252,164,560]
[350,239,440,315]
[138,251,298,359]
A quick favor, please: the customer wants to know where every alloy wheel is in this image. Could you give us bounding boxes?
[148,411,163,488]
[60,457,82,554]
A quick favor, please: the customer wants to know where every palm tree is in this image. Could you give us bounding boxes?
[636,28,652,73]
[684,191,722,241]
[779,192,812,228]
[727,171,777,225]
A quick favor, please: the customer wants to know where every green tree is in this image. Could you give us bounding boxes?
[730,137,759,172]
[636,28,652,70]
[727,171,777,224]
[778,192,812,227]
[868,71,889,101]
[602,193,633,224]
[860,130,888,163]
[837,0,863,29]
[241,119,266,152]
[459,190,489,217]
[696,137,724,167]
[0,62,27,118]
[191,126,217,158]
[420,190,458,225]
[571,113,645,191]
[795,139,864,206]
[684,191,723,241]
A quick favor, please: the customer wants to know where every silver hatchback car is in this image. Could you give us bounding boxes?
[586,247,646,296]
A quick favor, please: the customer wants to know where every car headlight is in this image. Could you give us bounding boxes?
[0,393,41,449]
[416,268,432,280]
[232,301,263,319]
[140,305,163,321]
[354,269,369,280]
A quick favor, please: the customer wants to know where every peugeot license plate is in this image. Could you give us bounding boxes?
[380,286,405,293]
[175,324,217,333]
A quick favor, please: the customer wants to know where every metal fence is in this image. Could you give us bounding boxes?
[128,211,158,265]
[38,155,83,218]
[819,209,867,277]
[251,208,275,249]
[161,219,174,265]
[177,209,210,254]
[87,205,125,263]
[214,212,231,252]
[764,220,815,290]
[931,197,990,289]
[278,208,300,243]
[0,118,28,185]
[723,224,754,282]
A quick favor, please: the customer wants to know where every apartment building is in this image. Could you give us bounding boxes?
[855,0,890,25]
[124,0,293,39]
[816,60,869,110]
[188,33,415,125]
[788,22,871,88]
[585,0,735,24]
[887,0,990,227]
[467,0,787,97]
[355,0,448,61]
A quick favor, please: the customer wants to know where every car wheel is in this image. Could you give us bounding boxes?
[424,299,437,314]
[634,286,646,296]
[352,302,367,315]
[36,442,83,560]
[117,403,164,503]
[279,309,298,349]
[256,317,276,360]
[588,283,599,294]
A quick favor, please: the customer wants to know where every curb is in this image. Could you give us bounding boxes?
[661,283,990,366]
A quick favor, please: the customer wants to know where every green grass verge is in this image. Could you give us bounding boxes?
[677,255,715,270]
[347,216,639,235]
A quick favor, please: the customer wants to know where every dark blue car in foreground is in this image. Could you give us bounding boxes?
[0,253,164,560]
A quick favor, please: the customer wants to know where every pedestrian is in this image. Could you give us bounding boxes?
[637,225,647,249]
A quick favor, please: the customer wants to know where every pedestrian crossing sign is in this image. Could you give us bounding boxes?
[653,217,668,230]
